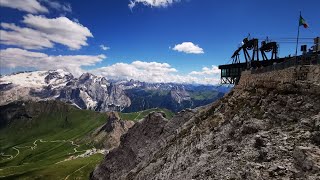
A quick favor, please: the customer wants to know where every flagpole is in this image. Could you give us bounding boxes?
[295,11,301,57]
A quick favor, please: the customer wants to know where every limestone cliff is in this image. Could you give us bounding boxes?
[91,65,320,180]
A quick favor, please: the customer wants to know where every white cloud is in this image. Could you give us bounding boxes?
[129,0,180,9]
[0,0,72,14]
[0,15,93,50]
[0,0,49,14]
[0,48,106,76]
[189,65,220,75]
[40,0,72,13]
[23,14,93,50]
[100,45,110,51]
[91,61,220,85]
[1,48,220,84]
[0,23,54,49]
[172,42,204,54]
[91,61,177,82]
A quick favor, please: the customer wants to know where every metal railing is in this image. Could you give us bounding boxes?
[251,55,320,74]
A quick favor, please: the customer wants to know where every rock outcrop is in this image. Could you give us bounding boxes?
[91,112,134,150]
[91,65,320,180]
[91,110,197,179]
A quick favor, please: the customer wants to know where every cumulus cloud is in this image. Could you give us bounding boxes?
[1,48,220,84]
[172,42,204,54]
[100,45,110,51]
[22,14,93,50]
[189,65,220,75]
[40,0,72,13]
[91,61,220,85]
[129,0,180,9]
[0,0,49,14]
[0,15,93,50]
[0,48,106,76]
[0,0,72,14]
[188,65,220,84]
[0,23,54,49]
[91,61,177,82]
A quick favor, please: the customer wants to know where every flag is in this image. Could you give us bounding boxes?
[299,15,309,28]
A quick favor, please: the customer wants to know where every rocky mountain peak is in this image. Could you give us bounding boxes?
[101,112,121,133]
[78,72,96,83]
[170,85,191,103]
[45,69,74,84]
[92,111,134,150]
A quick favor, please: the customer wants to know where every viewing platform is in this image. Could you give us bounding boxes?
[218,37,320,84]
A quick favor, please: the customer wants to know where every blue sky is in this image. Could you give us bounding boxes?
[0,0,319,84]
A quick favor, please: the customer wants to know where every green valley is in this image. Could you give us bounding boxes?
[0,101,174,179]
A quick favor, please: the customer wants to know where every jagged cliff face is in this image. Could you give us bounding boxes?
[170,86,191,103]
[91,65,320,180]
[0,70,132,111]
[0,70,227,112]
[58,72,132,111]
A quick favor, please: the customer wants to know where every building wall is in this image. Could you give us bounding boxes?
[236,65,320,95]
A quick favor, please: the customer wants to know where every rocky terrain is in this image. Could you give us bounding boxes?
[0,70,227,112]
[91,65,320,180]
[90,111,135,150]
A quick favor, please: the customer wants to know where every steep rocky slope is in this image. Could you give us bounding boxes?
[91,65,320,180]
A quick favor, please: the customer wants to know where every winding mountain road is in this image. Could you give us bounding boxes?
[0,153,13,160]
[0,139,83,160]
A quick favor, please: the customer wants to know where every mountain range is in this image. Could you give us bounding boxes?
[0,70,229,113]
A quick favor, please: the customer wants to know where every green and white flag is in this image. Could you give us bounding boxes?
[299,15,309,28]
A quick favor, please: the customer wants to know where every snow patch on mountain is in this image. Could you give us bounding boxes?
[1,71,48,87]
